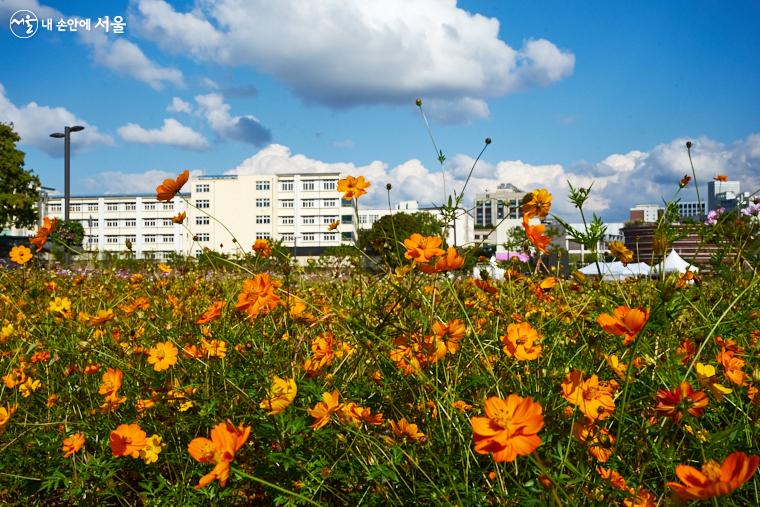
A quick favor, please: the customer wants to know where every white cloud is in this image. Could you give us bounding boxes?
[0,1,183,90]
[117,118,209,150]
[0,82,113,156]
[194,93,271,146]
[81,169,203,195]
[167,97,193,113]
[225,135,760,221]
[130,0,575,120]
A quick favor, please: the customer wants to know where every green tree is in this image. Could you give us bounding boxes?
[357,211,444,268]
[0,123,41,230]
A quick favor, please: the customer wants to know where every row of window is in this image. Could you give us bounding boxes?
[50,202,174,213]
[86,235,175,244]
[195,180,337,194]
[279,233,342,242]
[80,218,177,228]
[195,198,344,209]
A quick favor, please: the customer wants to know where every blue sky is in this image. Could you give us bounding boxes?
[1,0,759,220]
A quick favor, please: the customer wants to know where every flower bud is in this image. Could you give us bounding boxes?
[415,98,422,107]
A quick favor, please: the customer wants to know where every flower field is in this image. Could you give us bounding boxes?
[1,172,759,505]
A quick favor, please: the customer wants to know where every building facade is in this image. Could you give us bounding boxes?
[473,183,526,247]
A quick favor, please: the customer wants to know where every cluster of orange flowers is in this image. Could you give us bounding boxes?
[561,370,617,421]
[303,331,352,376]
[252,239,272,258]
[235,274,282,319]
[337,175,370,200]
[99,368,127,412]
[521,189,552,254]
[307,391,384,430]
[188,421,250,489]
[390,319,465,375]
[110,423,162,464]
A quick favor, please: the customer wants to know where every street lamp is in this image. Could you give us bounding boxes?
[50,125,85,222]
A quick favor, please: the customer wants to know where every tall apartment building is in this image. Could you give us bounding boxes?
[188,172,353,256]
[707,180,741,211]
[676,201,706,219]
[473,183,526,247]
[46,194,189,259]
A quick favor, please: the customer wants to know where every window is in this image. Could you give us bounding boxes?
[302,180,316,191]
[279,199,294,208]
[87,203,99,212]
[89,219,99,227]
[144,219,156,227]
[341,199,353,207]
[302,233,315,242]
[302,199,316,208]
[196,216,209,225]
[323,216,338,225]
[256,215,271,224]
[255,180,270,190]
[106,203,119,211]
[280,234,294,242]
[196,184,210,193]
[162,235,174,243]
[124,219,136,227]
[106,235,119,244]
[162,218,173,227]
[359,215,368,224]
[124,235,136,243]
[71,204,81,212]
[162,202,173,210]
[323,199,337,207]
[144,235,156,243]
[341,232,353,241]
[323,180,336,191]
[341,214,353,224]
[106,219,118,228]
[280,181,294,191]
[196,233,210,242]
[302,216,316,225]
[48,204,61,212]
[144,202,156,211]
[87,236,98,244]
[256,232,271,239]
[125,203,136,211]
[255,198,270,208]
[324,233,337,241]
[280,216,294,225]
[196,199,210,209]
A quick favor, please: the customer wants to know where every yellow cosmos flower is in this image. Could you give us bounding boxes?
[9,245,32,265]
[260,376,298,416]
[147,341,179,372]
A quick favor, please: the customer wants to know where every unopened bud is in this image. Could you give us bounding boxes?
[386,183,392,191]
[415,98,422,107]
[485,137,492,145]
[686,141,693,149]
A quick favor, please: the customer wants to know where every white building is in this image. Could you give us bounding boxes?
[188,172,353,257]
[629,204,662,223]
[46,194,189,259]
[358,200,474,247]
[472,183,526,247]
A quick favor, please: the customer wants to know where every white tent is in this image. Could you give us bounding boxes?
[652,249,699,274]
[472,255,506,280]
[578,261,651,280]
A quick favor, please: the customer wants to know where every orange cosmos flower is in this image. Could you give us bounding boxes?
[597,306,649,345]
[655,381,708,423]
[471,394,544,462]
[0,403,18,433]
[713,174,729,182]
[327,219,340,231]
[597,466,632,493]
[307,390,342,430]
[432,319,466,354]
[522,216,551,254]
[667,452,759,501]
[403,233,445,264]
[147,341,179,372]
[572,421,615,462]
[99,368,123,398]
[608,241,634,266]
[195,300,226,325]
[337,175,370,200]
[9,245,32,265]
[522,189,552,219]
[389,418,426,442]
[235,274,282,319]
[171,212,186,224]
[156,169,189,202]
[62,432,85,458]
[502,321,542,361]
[30,216,58,252]
[259,376,297,415]
[110,423,147,458]
[418,246,465,274]
[85,309,115,327]
[252,239,272,258]
[188,420,251,489]
[561,370,617,421]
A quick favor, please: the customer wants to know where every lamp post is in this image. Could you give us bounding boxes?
[50,125,85,222]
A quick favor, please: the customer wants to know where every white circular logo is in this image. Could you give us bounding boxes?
[9,10,38,39]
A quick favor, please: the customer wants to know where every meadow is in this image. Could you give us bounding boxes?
[1,160,759,505]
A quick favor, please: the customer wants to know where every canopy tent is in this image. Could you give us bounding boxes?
[651,249,699,274]
[472,255,506,280]
[577,261,652,280]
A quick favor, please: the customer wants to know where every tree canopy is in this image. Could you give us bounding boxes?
[0,123,41,230]
[357,211,444,268]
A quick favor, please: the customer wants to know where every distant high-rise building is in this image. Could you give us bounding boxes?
[473,183,526,246]
[676,201,706,219]
[629,204,662,223]
[707,180,741,211]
